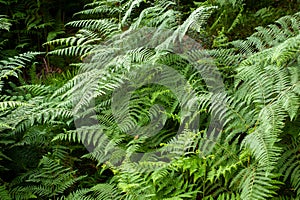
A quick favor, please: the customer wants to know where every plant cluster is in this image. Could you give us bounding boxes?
[0,0,300,199]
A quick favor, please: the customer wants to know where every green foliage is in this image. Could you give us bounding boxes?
[10,156,86,200]
[0,0,300,200]
[0,15,11,31]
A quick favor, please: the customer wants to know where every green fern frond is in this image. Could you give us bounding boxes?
[66,19,119,35]
[129,0,177,30]
[212,192,241,200]
[270,34,300,67]
[231,164,281,200]
[44,36,87,46]
[19,84,53,96]
[231,12,300,54]
[278,134,300,197]
[10,156,86,199]
[75,5,120,17]
[0,101,30,111]
[49,45,94,57]
[122,0,145,26]
[63,183,123,200]
[0,52,40,80]
[0,185,12,200]
[0,15,11,31]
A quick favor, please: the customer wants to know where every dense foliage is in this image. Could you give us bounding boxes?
[1,0,300,199]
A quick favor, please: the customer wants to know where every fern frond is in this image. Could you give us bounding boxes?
[49,45,94,57]
[270,34,300,67]
[231,12,300,54]
[0,15,11,31]
[19,84,53,96]
[0,101,30,111]
[231,164,281,200]
[0,185,12,200]
[75,5,120,17]
[67,19,119,36]
[122,0,145,26]
[10,156,86,199]
[0,52,39,80]
[215,192,241,200]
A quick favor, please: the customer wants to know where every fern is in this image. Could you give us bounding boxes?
[10,156,86,199]
[0,185,11,200]
[1,1,300,200]
[0,52,39,81]
[0,15,11,31]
